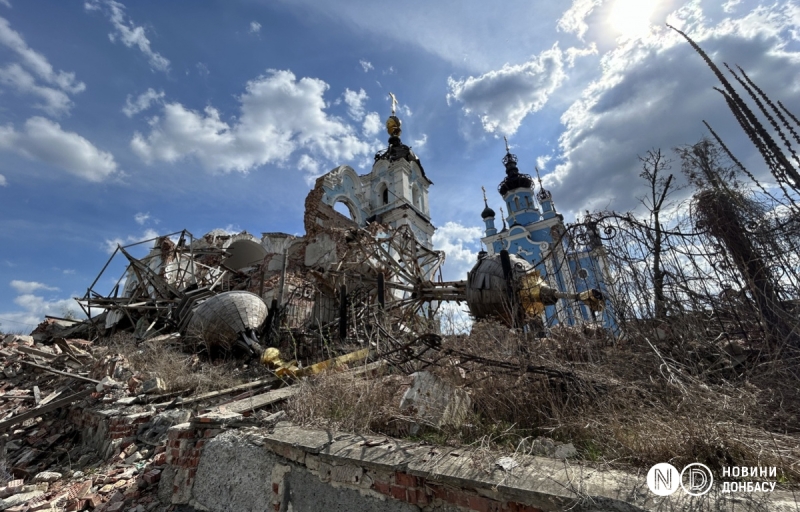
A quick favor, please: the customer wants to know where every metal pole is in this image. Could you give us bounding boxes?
[377,272,385,309]
[276,247,288,307]
[339,285,348,340]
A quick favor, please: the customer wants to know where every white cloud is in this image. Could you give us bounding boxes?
[550,3,800,214]
[134,212,150,225]
[362,112,381,137]
[447,45,567,135]
[196,62,209,76]
[63,269,76,275]
[103,228,159,253]
[0,16,84,115]
[131,69,372,173]
[343,88,368,120]
[0,0,10,8]
[412,134,427,149]
[122,88,164,117]
[0,16,85,93]
[557,0,603,40]
[359,59,373,72]
[1,292,83,332]
[84,0,170,72]
[0,174,6,186]
[10,280,59,293]
[249,21,261,33]
[565,43,598,67]
[722,0,742,13]
[0,63,72,115]
[0,117,118,181]
[432,221,483,282]
[297,154,319,176]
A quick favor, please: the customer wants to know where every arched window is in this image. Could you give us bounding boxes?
[412,186,421,210]
[379,183,389,205]
[525,196,532,208]
[334,200,355,220]
[514,197,520,210]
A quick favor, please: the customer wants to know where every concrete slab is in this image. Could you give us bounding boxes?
[324,435,428,471]
[263,423,352,454]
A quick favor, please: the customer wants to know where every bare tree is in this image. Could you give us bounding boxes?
[637,149,677,319]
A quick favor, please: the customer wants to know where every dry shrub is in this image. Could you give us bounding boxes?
[285,369,409,433]
[431,321,800,482]
[100,332,264,394]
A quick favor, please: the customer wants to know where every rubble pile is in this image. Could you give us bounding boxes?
[0,330,297,512]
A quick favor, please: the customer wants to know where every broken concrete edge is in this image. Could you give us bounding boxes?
[149,420,798,512]
[53,400,800,512]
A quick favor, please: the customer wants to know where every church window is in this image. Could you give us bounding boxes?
[334,200,355,221]
[379,183,389,205]
[514,197,520,210]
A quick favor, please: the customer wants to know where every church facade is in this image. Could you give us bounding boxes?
[310,112,435,251]
[312,100,616,330]
[479,146,617,330]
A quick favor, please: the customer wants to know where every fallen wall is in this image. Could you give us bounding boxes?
[150,419,680,512]
[63,404,800,512]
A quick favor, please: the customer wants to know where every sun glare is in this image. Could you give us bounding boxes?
[609,0,658,38]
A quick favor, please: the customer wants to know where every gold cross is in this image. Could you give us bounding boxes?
[389,92,398,115]
[481,186,488,206]
[503,136,510,153]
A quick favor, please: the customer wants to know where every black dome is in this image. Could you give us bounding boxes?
[481,205,495,219]
[497,151,533,195]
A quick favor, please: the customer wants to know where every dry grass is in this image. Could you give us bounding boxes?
[99,332,268,394]
[284,320,800,484]
[286,368,410,434]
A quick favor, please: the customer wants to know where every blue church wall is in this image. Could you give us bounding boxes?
[480,150,619,333]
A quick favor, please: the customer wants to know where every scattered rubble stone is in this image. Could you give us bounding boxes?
[33,471,62,483]
[140,378,165,395]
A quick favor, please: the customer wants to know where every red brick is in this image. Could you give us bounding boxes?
[85,494,102,507]
[372,481,391,496]
[272,483,279,494]
[143,470,161,485]
[390,485,407,501]
[152,452,166,466]
[429,485,447,501]
[467,495,503,512]
[394,471,419,488]
[508,504,543,512]
[447,489,470,508]
[407,487,429,506]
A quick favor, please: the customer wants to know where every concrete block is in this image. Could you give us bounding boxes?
[33,471,62,483]
[191,430,277,512]
[399,371,471,434]
[0,490,45,509]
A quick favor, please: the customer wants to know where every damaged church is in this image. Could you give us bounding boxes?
[78,98,615,360]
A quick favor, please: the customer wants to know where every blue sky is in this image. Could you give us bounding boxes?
[1,0,799,330]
